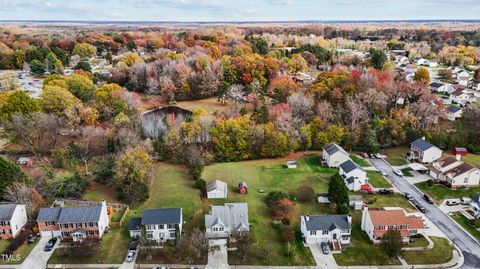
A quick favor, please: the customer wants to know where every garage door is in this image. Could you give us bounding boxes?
[40,231,53,237]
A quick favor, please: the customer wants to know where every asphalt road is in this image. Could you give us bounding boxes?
[369,158,480,269]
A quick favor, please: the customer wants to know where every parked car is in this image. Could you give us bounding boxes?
[378,189,392,195]
[320,242,330,254]
[374,153,382,158]
[404,192,414,200]
[28,234,38,243]
[379,170,388,176]
[446,200,460,206]
[460,197,472,205]
[423,194,434,204]
[369,153,376,158]
[44,237,57,251]
[416,203,428,213]
[125,250,135,262]
[393,169,403,177]
[153,267,170,269]
[129,241,138,251]
[361,152,369,158]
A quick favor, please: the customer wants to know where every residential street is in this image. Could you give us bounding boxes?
[369,158,480,269]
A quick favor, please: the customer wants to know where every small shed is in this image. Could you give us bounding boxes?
[206,180,228,199]
[238,182,248,194]
[453,147,468,156]
[349,195,364,211]
[317,193,330,204]
[17,157,33,167]
[287,160,297,169]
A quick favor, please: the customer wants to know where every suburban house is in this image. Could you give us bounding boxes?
[37,201,109,242]
[470,193,480,218]
[432,157,480,188]
[447,106,463,121]
[339,159,368,191]
[456,70,470,86]
[128,208,182,244]
[430,82,454,94]
[468,79,480,91]
[300,215,352,249]
[206,180,228,199]
[205,203,249,239]
[361,207,425,244]
[409,137,443,163]
[450,90,477,105]
[430,156,462,179]
[322,143,350,168]
[0,204,28,239]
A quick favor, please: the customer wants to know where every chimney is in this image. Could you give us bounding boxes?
[347,215,352,224]
[422,136,426,140]
[456,154,461,161]
[102,200,107,208]
[305,215,310,221]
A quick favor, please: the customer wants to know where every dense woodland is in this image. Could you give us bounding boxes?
[0,24,479,208]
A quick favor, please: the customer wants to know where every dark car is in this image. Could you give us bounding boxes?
[378,189,392,195]
[44,237,57,251]
[320,242,330,254]
[404,192,414,201]
[416,203,428,213]
[423,194,434,204]
[129,241,138,251]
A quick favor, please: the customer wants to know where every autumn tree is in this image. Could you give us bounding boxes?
[287,54,308,74]
[0,156,28,199]
[232,231,255,262]
[413,67,431,85]
[270,198,296,223]
[72,43,97,59]
[40,86,81,115]
[114,146,153,204]
[65,74,97,102]
[268,76,299,102]
[0,91,40,120]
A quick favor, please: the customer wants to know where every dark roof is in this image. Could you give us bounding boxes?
[129,217,142,231]
[410,138,436,151]
[323,143,347,156]
[303,215,352,231]
[345,176,355,184]
[448,106,462,113]
[0,204,19,220]
[430,82,443,88]
[141,208,182,225]
[340,159,361,173]
[37,205,103,223]
[37,207,62,221]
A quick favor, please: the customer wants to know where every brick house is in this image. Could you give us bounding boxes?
[36,201,109,242]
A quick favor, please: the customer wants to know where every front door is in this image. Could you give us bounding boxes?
[333,233,337,240]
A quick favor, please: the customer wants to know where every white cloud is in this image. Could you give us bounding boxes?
[267,0,293,5]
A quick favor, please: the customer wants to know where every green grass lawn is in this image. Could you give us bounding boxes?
[381,146,409,166]
[334,213,401,266]
[416,181,480,201]
[82,182,120,204]
[401,167,414,177]
[445,152,480,168]
[363,194,417,213]
[367,171,392,188]
[351,155,371,167]
[401,237,453,265]
[0,240,37,265]
[452,213,480,241]
[49,222,131,264]
[407,235,429,248]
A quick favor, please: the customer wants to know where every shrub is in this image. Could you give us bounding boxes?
[266,191,289,207]
[427,179,434,187]
[295,185,315,202]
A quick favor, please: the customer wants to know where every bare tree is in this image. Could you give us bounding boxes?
[77,126,108,174]
[232,231,255,262]
[4,182,45,219]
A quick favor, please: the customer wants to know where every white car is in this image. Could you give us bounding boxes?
[393,169,403,177]
[125,250,135,262]
[379,170,388,176]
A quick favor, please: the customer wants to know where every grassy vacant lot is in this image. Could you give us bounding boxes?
[350,155,371,167]
[367,171,392,188]
[203,154,335,265]
[381,146,409,166]
[334,213,401,266]
[177,98,234,114]
[401,237,453,265]
[452,213,480,241]
[82,182,120,203]
[416,181,480,201]
[363,193,417,213]
[0,239,36,265]
[49,222,131,264]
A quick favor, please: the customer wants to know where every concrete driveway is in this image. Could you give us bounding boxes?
[205,239,230,269]
[308,244,338,269]
[369,158,480,269]
[20,237,58,269]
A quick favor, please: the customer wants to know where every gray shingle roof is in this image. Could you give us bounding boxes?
[323,143,347,156]
[205,203,249,231]
[303,215,352,231]
[345,176,355,184]
[448,106,462,113]
[0,204,19,220]
[207,180,228,193]
[37,207,62,221]
[430,82,443,89]
[340,159,362,173]
[141,208,182,225]
[129,217,142,231]
[37,205,103,223]
[410,138,435,151]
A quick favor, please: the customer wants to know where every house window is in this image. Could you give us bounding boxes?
[464,178,468,183]
[158,224,164,229]
[167,224,175,229]
[76,223,82,228]
[46,221,55,226]
[310,231,316,236]
[322,230,328,235]
[219,227,224,232]
[0,221,8,226]
[147,233,153,239]
[170,232,176,238]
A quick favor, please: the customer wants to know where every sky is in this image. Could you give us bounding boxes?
[0,0,479,22]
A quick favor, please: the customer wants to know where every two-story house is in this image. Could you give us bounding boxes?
[447,106,463,121]
[37,201,109,242]
[339,159,368,191]
[409,137,442,164]
[430,156,480,188]
[205,203,249,239]
[361,207,425,244]
[450,90,477,105]
[0,204,28,239]
[300,214,352,248]
[128,208,182,244]
[322,143,350,168]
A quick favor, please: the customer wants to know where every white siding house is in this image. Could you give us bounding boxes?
[300,215,352,246]
[339,159,368,191]
[129,208,183,244]
[322,143,350,168]
[409,137,442,164]
[0,204,28,239]
[205,203,249,239]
